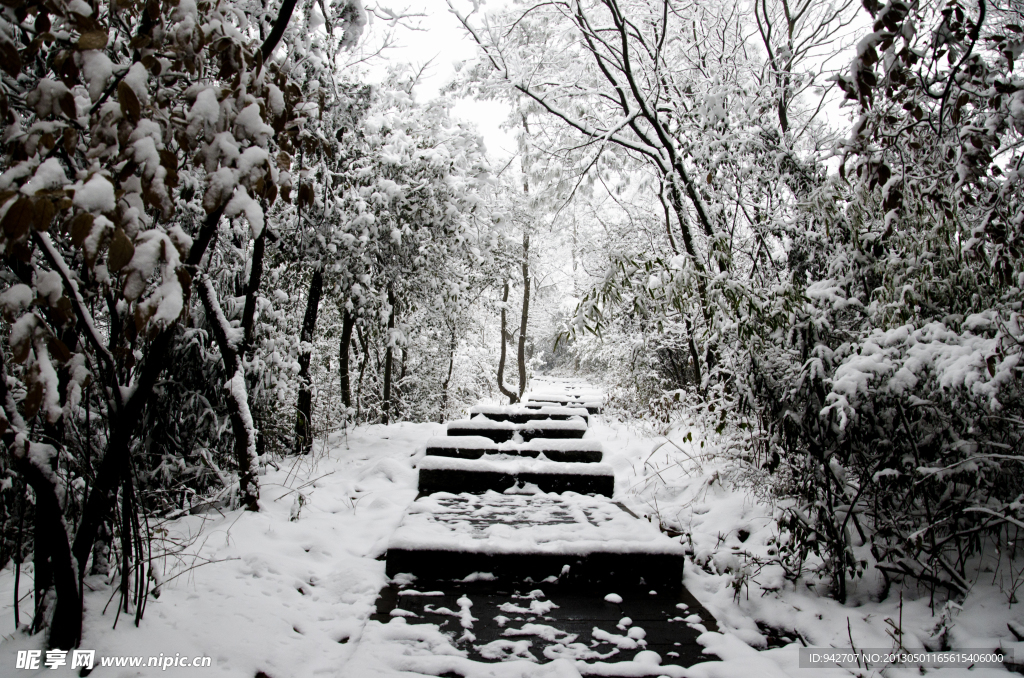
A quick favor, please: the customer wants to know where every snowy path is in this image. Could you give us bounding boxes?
[366,379,724,675]
[1,378,1016,677]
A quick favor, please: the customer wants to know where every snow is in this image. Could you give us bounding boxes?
[224,187,265,237]
[26,79,71,119]
[199,277,241,351]
[469,404,591,420]
[236,147,269,186]
[498,598,557,616]
[203,166,239,212]
[34,338,62,423]
[591,627,642,649]
[505,622,574,643]
[168,224,193,258]
[448,418,589,433]
[0,283,32,316]
[79,49,114,102]
[122,62,150,104]
[226,367,258,471]
[9,313,37,357]
[450,418,516,432]
[120,229,189,331]
[0,161,34,191]
[388,491,686,556]
[823,319,1024,423]
[72,173,116,213]
[0,424,431,676]
[20,158,67,195]
[425,436,604,454]
[233,103,273,145]
[188,87,221,136]
[35,270,62,305]
[266,84,285,117]
[2,391,1020,677]
[8,435,63,506]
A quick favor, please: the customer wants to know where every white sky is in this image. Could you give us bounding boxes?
[361,0,517,162]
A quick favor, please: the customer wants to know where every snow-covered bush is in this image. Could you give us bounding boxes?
[534,0,1024,605]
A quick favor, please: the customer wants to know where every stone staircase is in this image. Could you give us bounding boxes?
[374,378,717,670]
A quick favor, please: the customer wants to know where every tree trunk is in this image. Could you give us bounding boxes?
[355,325,369,420]
[32,489,53,634]
[382,287,396,424]
[685,317,702,387]
[16,446,80,650]
[496,282,518,404]
[664,175,719,384]
[658,178,680,256]
[294,268,323,454]
[517,233,530,399]
[260,0,300,60]
[241,231,266,353]
[197,277,259,510]
[439,323,457,423]
[339,309,354,409]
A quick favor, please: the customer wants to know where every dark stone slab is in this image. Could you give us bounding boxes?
[387,494,684,593]
[371,580,718,670]
[446,423,587,443]
[524,400,602,414]
[448,428,516,444]
[446,425,516,443]
[519,424,586,441]
[384,549,684,593]
[418,468,614,496]
[424,444,604,464]
[470,410,590,425]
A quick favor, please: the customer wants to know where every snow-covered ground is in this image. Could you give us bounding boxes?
[0,415,1020,676]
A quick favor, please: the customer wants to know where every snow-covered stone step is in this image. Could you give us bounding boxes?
[371,579,717,669]
[417,455,614,496]
[385,491,685,591]
[446,418,587,443]
[526,389,603,400]
[467,404,590,424]
[424,436,604,464]
[524,400,602,415]
[523,393,604,414]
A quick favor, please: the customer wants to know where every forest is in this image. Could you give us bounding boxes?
[0,0,1022,674]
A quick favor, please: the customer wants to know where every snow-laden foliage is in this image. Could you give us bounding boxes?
[461,0,1024,605]
[0,0,507,651]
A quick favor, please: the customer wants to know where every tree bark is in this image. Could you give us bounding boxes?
[355,324,369,420]
[339,309,354,409]
[685,317,702,387]
[382,287,396,424]
[497,282,518,404]
[16,446,80,650]
[294,268,323,454]
[241,231,266,354]
[666,177,712,325]
[439,322,457,423]
[260,0,300,60]
[517,233,530,399]
[197,278,259,510]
